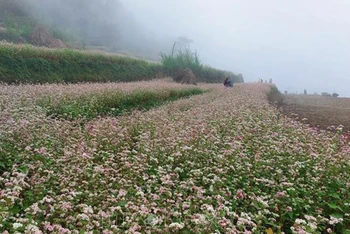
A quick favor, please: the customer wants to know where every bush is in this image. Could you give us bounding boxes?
[321,92,332,97]
[267,85,284,107]
[161,45,244,83]
[332,93,339,98]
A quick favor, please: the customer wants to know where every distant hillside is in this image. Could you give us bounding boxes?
[0,0,124,48]
[0,0,177,61]
[0,0,244,84]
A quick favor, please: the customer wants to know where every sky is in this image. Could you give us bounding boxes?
[121,0,350,97]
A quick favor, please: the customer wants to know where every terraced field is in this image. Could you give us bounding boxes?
[0,81,349,233]
[283,94,350,133]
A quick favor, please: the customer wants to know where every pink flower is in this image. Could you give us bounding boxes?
[38,147,47,155]
[218,218,231,228]
[118,189,127,198]
[235,189,245,199]
[275,191,287,199]
[44,223,55,231]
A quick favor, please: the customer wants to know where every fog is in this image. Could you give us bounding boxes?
[122,0,350,97]
[10,0,350,96]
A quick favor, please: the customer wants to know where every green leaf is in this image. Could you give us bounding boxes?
[327,203,343,211]
[118,200,127,207]
[331,213,343,219]
[329,193,340,199]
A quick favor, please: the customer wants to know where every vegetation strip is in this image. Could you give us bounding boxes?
[37,87,207,120]
[0,42,163,84]
[0,42,244,84]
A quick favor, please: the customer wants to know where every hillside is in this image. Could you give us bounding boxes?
[0,42,244,84]
[0,0,169,60]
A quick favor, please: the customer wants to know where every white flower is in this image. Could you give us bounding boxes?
[192,214,207,225]
[145,215,160,226]
[77,213,90,221]
[295,218,306,225]
[25,224,43,233]
[169,222,184,230]
[13,223,23,229]
[329,216,343,225]
[13,186,23,192]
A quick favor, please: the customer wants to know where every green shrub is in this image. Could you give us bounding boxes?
[3,12,36,39]
[267,85,284,107]
[161,46,244,83]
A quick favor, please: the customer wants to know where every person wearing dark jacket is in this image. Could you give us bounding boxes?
[224,77,230,87]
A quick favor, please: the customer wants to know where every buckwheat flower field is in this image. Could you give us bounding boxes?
[0,81,349,233]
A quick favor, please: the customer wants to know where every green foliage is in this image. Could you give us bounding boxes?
[50,26,79,44]
[200,65,243,83]
[0,31,26,43]
[0,42,243,85]
[0,42,163,84]
[267,85,284,107]
[161,48,203,77]
[161,46,244,83]
[38,88,206,120]
[3,12,36,39]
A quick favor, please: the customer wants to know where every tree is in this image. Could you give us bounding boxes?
[173,36,193,52]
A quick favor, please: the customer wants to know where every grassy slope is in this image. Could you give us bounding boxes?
[0,42,245,84]
[0,42,163,84]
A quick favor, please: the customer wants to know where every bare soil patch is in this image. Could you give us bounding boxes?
[282,94,350,133]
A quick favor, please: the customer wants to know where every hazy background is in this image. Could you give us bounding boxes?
[2,0,350,96]
[122,0,350,97]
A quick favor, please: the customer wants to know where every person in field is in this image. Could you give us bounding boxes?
[228,77,234,87]
[224,77,230,87]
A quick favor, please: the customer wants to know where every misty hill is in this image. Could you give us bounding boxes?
[0,0,244,84]
[0,0,172,60]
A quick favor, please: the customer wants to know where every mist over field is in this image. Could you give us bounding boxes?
[2,0,350,96]
[1,0,174,58]
[121,0,350,97]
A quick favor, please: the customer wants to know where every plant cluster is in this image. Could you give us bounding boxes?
[161,47,244,84]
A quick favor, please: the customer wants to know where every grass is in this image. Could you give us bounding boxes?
[38,87,207,120]
[161,46,244,84]
[0,42,244,85]
[0,42,163,84]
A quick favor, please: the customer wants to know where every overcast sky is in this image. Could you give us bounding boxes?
[121,0,350,97]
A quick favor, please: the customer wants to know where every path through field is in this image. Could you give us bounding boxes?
[0,81,349,233]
